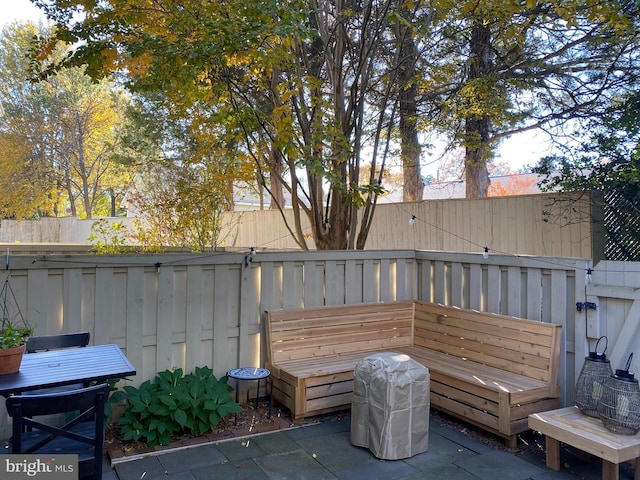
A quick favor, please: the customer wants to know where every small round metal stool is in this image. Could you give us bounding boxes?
[227,367,272,426]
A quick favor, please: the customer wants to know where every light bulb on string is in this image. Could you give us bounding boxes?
[409,215,416,226]
[483,247,489,259]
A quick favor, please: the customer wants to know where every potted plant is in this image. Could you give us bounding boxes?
[0,275,32,375]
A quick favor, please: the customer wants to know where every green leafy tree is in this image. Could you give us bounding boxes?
[422,0,640,197]
[0,22,62,218]
[535,92,640,259]
[31,0,432,250]
[112,95,249,252]
[0,22,136,219]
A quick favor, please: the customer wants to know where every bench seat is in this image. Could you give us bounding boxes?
[396,345,560,440]
[265,301,562,447]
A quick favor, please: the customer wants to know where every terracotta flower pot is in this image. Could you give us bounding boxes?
[0,343,26,375]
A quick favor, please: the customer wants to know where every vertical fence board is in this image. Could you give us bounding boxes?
[78,271,95,339]
[325,260,341,306]
[125,267,144,383]
[363,260,377,303]
[156,267,174,372]
[239,263,261,368]
[379,259,392,302]
[94,268,114,345]
[260,262,281,311]
[344,259,361,304]
[23,270,42,332]
[551,269,569,406]
[283,262,303,309]
[304,261,324,307]
[434,261,445,304]
[507,266,522,317]
[450,262,463,307]
[526,269,543,320]
[487,265,501,313]
[396,259,407,301]
[212,266,236,377]
[199,268,215,368]
[185,266,203,374]
[469,264,482,310]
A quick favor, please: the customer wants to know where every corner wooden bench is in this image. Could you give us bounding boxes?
[265,301,562,448]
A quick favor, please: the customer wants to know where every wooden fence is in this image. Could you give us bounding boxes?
[1,191,601,260]
[585,261,640,377]
[0,249,590,439]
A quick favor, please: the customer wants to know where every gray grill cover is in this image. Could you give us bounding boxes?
[350,352,430,459]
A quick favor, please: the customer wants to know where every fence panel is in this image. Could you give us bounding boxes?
[0,250,585,439]
[1,192,596,260]
[587,262,640,380]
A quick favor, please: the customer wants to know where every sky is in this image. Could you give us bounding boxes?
[1,0,46,27]
[2,0,554,174]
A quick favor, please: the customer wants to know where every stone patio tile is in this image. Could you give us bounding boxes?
[399,464,481,480]
[215,437,268,461]
[455,450,547,480]
[296,432,377,472]
[191,458,269,480]
[113,456,168,480]
[158,444,228,474]
[403,433,478,470]
[253,449,336,480]
[162,472,197,480]
[429,420,497,455]
[333,457,418,480]
[284,418,350,441]
[253,431,303,455]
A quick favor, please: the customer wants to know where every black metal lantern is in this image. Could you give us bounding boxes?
[575,336,613,417]
[598,354,640,435]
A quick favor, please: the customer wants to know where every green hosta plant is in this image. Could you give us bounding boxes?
[117,366,242,446]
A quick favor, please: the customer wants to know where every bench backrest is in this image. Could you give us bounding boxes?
[413,302,562,385]
[265,302,414,365]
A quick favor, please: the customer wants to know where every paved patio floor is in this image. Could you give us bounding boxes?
[104,415,638,480]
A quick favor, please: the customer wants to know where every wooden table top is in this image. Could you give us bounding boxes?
[529,406,640,464]
[0,344,136,397]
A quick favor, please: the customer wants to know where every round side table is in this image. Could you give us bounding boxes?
[227,367,272,426]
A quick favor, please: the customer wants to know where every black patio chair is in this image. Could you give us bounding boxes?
[6,383,110,480]
[26,331,91,353]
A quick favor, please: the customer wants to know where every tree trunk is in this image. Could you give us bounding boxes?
[269,148,285,210]
[465,21,492,198]
[397,15,423,203]
[110,189,116,217]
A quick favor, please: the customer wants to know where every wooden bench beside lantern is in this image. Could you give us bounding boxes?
[265,301,562,448]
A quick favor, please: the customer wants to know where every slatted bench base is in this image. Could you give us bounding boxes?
[272,351,385,419]
[529,406,640,480]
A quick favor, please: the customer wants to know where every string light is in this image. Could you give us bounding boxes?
[483,247,489,260]
[409,215,416,226]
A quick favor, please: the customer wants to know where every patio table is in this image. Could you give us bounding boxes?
[0,344,136,397]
